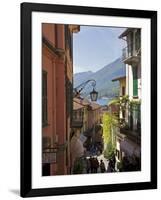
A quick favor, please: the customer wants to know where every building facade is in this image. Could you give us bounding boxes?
[42,24,79,176]
[117,28,141,171]
[71,97,102,153]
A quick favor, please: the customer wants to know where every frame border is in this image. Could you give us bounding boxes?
[21,2,157,197]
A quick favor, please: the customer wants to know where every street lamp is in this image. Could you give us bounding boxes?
[90,88,98,102]
[74,79,98,101]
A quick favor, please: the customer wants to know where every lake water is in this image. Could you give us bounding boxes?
[96,98,113,106]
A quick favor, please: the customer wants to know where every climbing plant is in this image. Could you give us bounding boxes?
[102,113,116,159]
[102,113,112,144]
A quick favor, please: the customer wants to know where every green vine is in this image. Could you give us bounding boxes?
[130,99,141,105]
[102,113,116,159]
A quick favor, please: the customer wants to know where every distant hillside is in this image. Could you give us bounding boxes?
[74,58,125,98]
[74,71,93,86]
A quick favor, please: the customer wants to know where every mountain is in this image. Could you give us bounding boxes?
[74,71,93,87]
[73,58,125,98]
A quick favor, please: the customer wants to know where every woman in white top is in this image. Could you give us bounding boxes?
[70,129,85,173]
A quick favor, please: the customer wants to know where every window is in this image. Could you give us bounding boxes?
[42,136,51,149]
[132,66,138,97]
[122,86,125,96]
[42,70,48,126]
[66,79,73,118]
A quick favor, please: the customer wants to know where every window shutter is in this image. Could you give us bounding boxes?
[133,67,138,97]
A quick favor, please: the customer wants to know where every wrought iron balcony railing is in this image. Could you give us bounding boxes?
[122,43,141,63]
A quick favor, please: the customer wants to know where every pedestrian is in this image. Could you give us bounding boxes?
[112,154,116,171]
[93,157,99,173]
[108,158,114,172]
[70,129,85,173]
[89,156,94,173]
[86,158,91,173]
[100,159,106,173]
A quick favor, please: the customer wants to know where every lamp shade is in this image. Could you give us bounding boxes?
[90,88,98,101]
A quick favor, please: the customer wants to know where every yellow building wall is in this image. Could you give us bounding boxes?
[120,78,126,96]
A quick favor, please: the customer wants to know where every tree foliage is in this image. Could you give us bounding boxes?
[102,113,113,144]
[102,113,116,159]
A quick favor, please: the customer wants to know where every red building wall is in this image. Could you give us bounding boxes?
[42,24,80,175]
[42,24,67,175]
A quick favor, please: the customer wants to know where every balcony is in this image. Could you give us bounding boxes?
[122,43,141,65]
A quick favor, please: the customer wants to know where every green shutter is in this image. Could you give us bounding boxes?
[133,67,138,97]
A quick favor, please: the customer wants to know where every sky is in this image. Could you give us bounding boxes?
[73,26,126,74]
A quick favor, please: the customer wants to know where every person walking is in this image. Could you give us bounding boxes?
[70,129,85,174]
[112,154,116,171]
[89,156,94,173]
[86,158,91,173]
[108,158,114,172]
[100,159,106,173]
[93,157,99,173]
